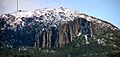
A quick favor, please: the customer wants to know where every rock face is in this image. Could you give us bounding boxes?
[0,8,119,48]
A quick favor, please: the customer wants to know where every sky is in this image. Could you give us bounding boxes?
[0,0,120,28]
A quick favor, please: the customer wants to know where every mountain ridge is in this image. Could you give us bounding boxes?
[0,7,120,48]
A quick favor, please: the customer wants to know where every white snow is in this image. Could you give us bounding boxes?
[97,38,106,45]
[1,7,115,31]
[1,8,101,29]
[84,35,90,44]
[77,32,81,36]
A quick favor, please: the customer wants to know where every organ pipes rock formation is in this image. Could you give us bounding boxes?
[0,7,119,48]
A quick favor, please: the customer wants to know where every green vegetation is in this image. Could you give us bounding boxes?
[0,25,120,57]
[0,44,119,57]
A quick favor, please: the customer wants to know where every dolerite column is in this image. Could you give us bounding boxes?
[48,29,52,48]
[45,30,48,48]
[69,21,74,44]
[51,27,57,48]
[35,30,40,47]
[74,18,79,36]
[59,27,64,47]
[78,18,81,33]
[70,20,76,41]
[90,21,93,37]
[56,28,60,47]
[63,24,67,45]
[66,22,71,47]
[54,28,59,48]
[40,31,43,48]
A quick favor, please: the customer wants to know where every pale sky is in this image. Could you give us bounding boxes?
[0,0,120,28]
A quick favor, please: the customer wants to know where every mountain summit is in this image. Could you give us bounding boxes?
[0,7,120,49]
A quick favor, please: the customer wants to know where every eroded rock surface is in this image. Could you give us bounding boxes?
[0,8,119,48]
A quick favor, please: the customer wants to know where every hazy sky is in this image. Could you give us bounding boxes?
[0,0,120,28]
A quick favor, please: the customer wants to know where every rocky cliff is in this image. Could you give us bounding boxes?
[0,7,120,48]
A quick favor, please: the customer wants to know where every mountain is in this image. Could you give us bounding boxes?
[0,7,120,49]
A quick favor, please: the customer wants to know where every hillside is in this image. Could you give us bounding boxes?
[0,7,120,57]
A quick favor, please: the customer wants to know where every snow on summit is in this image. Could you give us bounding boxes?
[10,7,76,21]
[0,7,118,30]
